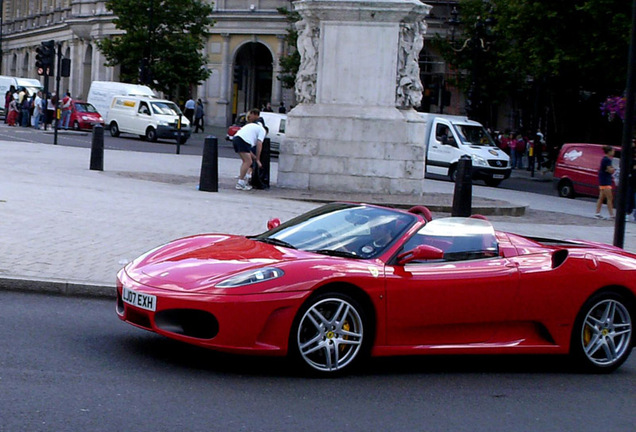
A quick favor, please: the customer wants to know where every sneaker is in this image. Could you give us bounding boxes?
[594,213,603,219]
[235,181,252,191]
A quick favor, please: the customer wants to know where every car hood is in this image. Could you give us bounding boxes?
[124,234,304,291]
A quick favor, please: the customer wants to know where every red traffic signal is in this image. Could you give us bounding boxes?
[35,40,55,76]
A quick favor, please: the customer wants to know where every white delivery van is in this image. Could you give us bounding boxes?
[0,76,43,115]
[259,112,286,154]
[87,81,155,120]
[108,95,191,143]
[420,113,511,187]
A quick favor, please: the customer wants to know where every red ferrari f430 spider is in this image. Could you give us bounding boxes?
[117,203,635,375]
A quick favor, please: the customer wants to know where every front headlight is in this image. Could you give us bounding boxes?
[216,267,284,288]
[158,120,170,126]
[471,155,488,167]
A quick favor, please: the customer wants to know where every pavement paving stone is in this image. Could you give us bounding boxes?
[1,140,634,298]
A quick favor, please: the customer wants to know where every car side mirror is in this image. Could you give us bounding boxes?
[397,245,444,265]
[267,218,281,230]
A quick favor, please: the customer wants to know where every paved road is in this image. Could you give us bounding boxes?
[1,290,634,432]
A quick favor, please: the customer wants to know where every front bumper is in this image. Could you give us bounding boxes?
[116,270,308,355]
[157,125,191,140]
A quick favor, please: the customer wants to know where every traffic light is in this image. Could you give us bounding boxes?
[35,40,55,76]
[233,65,242,89]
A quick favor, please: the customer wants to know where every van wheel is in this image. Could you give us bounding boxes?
[145,127,158,142]
[485,178,502,187]
[557,179,575,198]
[110,122,120,137]
[177,135,188,145]
[448,165,458,183]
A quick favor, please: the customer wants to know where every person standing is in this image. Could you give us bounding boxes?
[278,101,287,114]
[6,96,19,126]
[31,91,43,129]
[61,92,73,129]
[194,98,204,133]
[232,108,266,191]
[184,96,195,124]
[47,92,56,128]
[595,145,616,219]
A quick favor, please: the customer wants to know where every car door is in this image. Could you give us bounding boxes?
[426,120,459,177]
[384,257,519,346]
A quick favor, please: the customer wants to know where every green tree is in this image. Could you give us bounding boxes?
[97,0,215,98]
[276,6,301,89]
[436,0,631,142]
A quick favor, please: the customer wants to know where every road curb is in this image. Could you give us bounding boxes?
[0,275,115,298]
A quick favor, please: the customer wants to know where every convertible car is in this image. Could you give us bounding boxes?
[117,203,635,375]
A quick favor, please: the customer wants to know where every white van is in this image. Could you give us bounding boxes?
[420,113,511,187]
[259,112,286,154]
[87,81,155,120]
[108,95,191,143]
[0,76,43,115]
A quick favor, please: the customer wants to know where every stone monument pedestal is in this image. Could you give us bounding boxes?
[277,0,431,194]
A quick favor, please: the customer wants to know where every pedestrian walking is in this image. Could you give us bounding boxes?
[194,98,204,133]
[512,134,525,169]
[60,92,73,129]
[184,97,195,124]
[594,145,616,219]
[232,108,266,191]
[47,92,56,128]
[31,91,43,129]
[6,97,19,126]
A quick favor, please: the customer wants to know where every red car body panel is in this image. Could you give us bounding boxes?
[116,204,636,364]
[69,101,104,130]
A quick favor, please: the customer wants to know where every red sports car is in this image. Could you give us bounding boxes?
[116,203,635,375]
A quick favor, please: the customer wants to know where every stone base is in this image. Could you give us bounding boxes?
[277,104,427,194]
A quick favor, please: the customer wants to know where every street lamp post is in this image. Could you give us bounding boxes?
[446,5,495,124]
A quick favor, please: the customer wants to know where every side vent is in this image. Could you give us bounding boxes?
[551,249,568,269]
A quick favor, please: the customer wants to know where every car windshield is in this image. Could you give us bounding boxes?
[454,125,496,147]
[402,217,499,262]
[74,103,98,113]
[254,203,417,259]
[151,101,181,116]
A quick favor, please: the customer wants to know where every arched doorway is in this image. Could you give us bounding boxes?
[232,42,273,120]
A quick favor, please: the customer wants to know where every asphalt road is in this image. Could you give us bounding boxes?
[1,290,634,432]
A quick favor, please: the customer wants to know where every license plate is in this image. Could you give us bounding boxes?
[493,174,504,179]
[122,287,157,312]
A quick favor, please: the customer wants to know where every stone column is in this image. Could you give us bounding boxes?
[277,0,431,195]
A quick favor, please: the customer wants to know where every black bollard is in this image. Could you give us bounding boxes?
[90,124,104,171]
[199,136,218,192]
[251,137,271,189]
[451,155,472,217]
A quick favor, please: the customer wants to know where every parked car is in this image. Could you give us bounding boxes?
[117,202,636,376]
[69,101,104,130]
[554,143,622,198]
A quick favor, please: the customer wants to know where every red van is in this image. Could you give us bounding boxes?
[554,143,621,198]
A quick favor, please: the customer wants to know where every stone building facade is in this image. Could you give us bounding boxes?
[0,0,457,127]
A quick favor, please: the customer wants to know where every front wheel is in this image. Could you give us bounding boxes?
[571,292,633,373]
[145,127,158,142]
[109,122,120,137]
[484,178,502,187]
[73,120,81,131]
[290,293,369,375]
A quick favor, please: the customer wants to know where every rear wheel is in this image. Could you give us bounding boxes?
[145,127,158,142]
[570,292,633,373]
[557,179,575,198]
[109,122,120,137]
[290,292,369,375]
[448,165,458,183]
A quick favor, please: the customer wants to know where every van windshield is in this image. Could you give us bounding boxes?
[150,101,182,116]
[454,125,496,147]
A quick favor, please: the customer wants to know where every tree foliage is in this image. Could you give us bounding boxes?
[97,0,215,98]
[276,6,301,89]
[436,0,631,140]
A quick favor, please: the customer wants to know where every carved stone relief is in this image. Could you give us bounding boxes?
[396,19,426,109]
